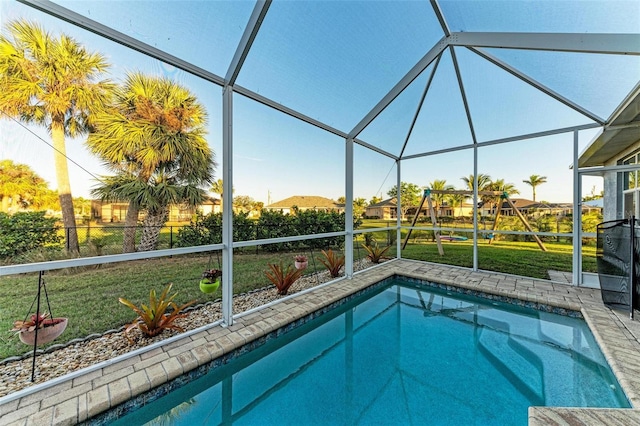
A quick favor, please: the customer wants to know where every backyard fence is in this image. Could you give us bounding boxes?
[2,221,372,264]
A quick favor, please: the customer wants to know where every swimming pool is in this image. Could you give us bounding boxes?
[107,278,629,425]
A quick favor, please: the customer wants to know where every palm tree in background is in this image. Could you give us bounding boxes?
[522,174,547,202]
[428,179,454,219]
[0,20,113,252]
[87,72,214,252]
[487,178,520,232]
[461,173,493,207]
[461,174,492,192]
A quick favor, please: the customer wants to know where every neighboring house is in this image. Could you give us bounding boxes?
[578,89,640,221]
[365,198,397,219]
[498,198,537,216]
[91,197,221,223]
[583,199,604,210]
[439,201,475,218]
[487,198,600,218]
[365,196,597,220]
[366,198,475,220]
[262,195,343,214]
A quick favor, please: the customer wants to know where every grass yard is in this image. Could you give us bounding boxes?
[400,239,597,279]
[0,248,367,360]
[0,236,594,360]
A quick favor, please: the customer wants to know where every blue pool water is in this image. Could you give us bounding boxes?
[111,278,629,425]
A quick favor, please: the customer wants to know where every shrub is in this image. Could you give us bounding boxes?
[177,209,361,253]
[265,263,304,295]
[320,249,345,278]
[362,243,390,263]
[176,212,255,247]
[175,212,213,247]
[0,211,61,258]
[256,211,297,252]
[292,209,350,249]
[119,283,195,342]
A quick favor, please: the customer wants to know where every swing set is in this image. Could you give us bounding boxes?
[402,189,547,255]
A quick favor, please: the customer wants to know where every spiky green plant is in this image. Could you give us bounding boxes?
[362,243,391,264]
[119,283,195,342]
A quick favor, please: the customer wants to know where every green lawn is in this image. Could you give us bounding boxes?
[0,235,595,360]
[400,239,596,278]
[0,248,365,360]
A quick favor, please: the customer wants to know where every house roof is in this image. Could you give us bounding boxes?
[583,199,604,208]
[264,195,339,209]
[498,198,537,208]
[367,198,397,208]
[578,87,640,167]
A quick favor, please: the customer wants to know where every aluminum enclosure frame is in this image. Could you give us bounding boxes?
[2,0,639,317]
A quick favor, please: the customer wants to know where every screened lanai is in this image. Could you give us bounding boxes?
[3,1,640,422]
[1,0,640,328]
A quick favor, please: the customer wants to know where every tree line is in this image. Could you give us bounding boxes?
[1,20,215,254]
[387,174,548,219]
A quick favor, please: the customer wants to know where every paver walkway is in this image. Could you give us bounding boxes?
[1,260,639,425]
[547,269,573,284]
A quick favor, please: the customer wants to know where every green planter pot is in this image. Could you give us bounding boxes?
[199,278,220,294]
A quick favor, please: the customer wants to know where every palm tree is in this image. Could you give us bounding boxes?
[429,179,454,218]
[461,173,492,207]
[522,174,547,202]
[94,169,210,251]
[87,72,213,252]
[461,174,492,192]
[487,178,520,232]
[0,20,113,253]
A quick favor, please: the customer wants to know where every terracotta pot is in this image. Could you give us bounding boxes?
[295,261,308,270]
[199,278,220,294]
[19,318,68,346]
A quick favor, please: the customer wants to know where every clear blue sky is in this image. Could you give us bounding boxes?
[1,1,639,205]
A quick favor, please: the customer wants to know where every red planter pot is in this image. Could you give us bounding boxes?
[19,318,68,346]
[295,261,308,270]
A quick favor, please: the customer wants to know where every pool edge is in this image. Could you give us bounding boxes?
[3,260,640,425]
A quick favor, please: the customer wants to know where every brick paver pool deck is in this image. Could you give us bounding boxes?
[1,259,639,425]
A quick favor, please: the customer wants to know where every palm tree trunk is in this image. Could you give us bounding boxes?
[122,202,139,253]
[138,207,168,252]
[52,122,79,253]
[1,196,9,212]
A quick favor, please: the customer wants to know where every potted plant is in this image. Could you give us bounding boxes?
[199,268,222,294]
[12,313,68,346]
[294,254,308,270]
